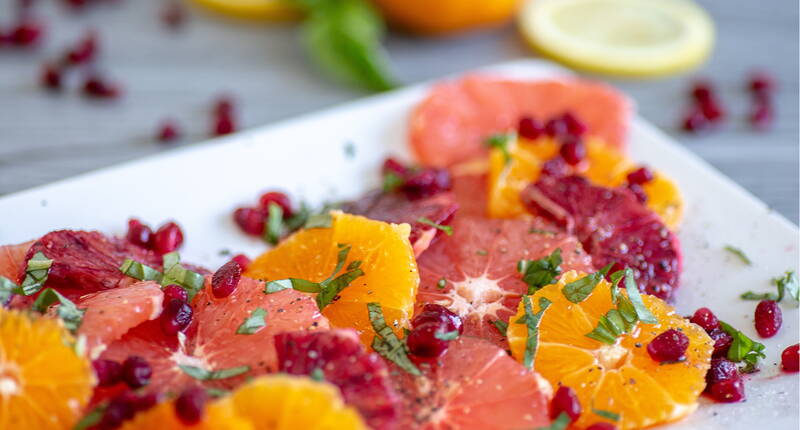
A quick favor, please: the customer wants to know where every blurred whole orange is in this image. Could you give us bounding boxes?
[374,0,521,35]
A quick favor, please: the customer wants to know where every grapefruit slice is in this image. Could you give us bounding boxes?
[522,175,682,300]
[391,336,552,429]
[409,75,631,167]
[415,215,594,347]
[275,329,401,430]
[0,241,33,284]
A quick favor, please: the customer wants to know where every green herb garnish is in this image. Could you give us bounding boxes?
[120,253,204,301]
[179,364,250,381]
[264,202,285,245]
[417,217,453,236]
[31,288,85,333]
[304,212,333,229]
[206,388,230,398]
[476,249,488,256]
[367,302,420,376]
[382,172,404,192]
[536,412,571,430]
[741,270,799,302]
[73,404,107,430]
[515,295,552,369]
[310,368,325,382]
[20,252,53,296]
[236,308,268,335]
[528,228,557,236]
[591,407,620,422]
[434,330,459,341]
[0,276,23,303]
[492,319,508,336]
[518,249,562,295]
[562,267,607,304]
[724,245,752,265]
[484,133,515,165]
[719,321,766,372]
[436,278,447,289]
[585,269,657,345]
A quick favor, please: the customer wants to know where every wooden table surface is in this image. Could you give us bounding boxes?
[1,0,797,224]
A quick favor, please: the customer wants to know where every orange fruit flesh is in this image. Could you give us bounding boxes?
[374,0,519,35]
[507,271,713,429]
[245,212,419,346]
[118,396,253,430]
[487,137,684,229]
[0,309,94,430]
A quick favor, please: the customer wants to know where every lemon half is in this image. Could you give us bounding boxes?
[191,0,300,21]
[518,0,715,78]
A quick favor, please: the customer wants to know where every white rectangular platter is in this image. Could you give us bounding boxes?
[0,59,797,429]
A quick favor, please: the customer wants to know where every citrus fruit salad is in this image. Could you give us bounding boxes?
[1,74,796,430]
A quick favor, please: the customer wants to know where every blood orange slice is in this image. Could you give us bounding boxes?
[410,75,631,167]
[415,215,594,347]
[391,336,552,429]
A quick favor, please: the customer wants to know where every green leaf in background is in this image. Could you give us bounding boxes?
[293,0,397,91]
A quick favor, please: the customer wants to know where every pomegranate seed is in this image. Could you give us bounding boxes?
[544,117,568,139]
[9,18,43,47]
[709,328,733,358]
[156,119,181,143]
[213,95,234,117]
[92,359,122,387]
[748,70,774,94]
[781,344,799,372]
[699,98,725,123]
[161,2,186,29]
[690,307,720,333]
[709,376,745,403]
[559,137,586,165]
[381,157,407,177]
[213,113,235,136]
[690,80,714,102]
[211,260,241,298]
[412,303,463,334]
[233,207,265,236]
[121,356,152,389]
[231,254,251,271]
[626,166,654,186]
[126,218,153,248]
[131,391,161,412]
[540,156,569,178]
[258,191,293,217]
[100,392,136,428]
[39,62,62,91]
[174,386,208,425]
[749,100,774,131]
[586,423,617,430]
[65,30,97,64]
[647,328,689,362]
[754,300,782,338]
[550,385,582,423]
[402,168,452,200]
[706,358,738,388]
[681,109,709,133]
[153,222,184,255]
[163,284,188,303]
[560,112,587,137]
[627,183,648,204]
[82,74,121,99]
[160,298,193,336]
[406,322,450,359]
[63,0,88,10]
[518,116,543,140]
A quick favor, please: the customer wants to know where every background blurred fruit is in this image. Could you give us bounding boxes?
[374,0,521,35]
[190,0,300,20]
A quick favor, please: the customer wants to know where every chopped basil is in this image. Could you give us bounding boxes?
[265,278,322,294]
[484,133,515,165]
[417,217,453,236]
[623,269,657,323]
[20,252,53,296]
[304,212,333,229]
[724,245,752,265]
[476,249,488,256]
[0,276,23,303]
[592,407,620,422]
[283,202,311,232]
[119,259,163,283]
[206,388,229,398]
[744,270,799,302]
[434,330,459,341]
[310,368,325,382]
[528,228,557,236]
[562,268,607,303]
[73,404,107,430]
[315,264,364,310]
[31,288,85,333]
[536,412,571,430]
[382,172,404,192]
[179,364,250,381]
[585,269,656,345]
[367,302,420,376]
[515,296,552,369]
[436,278,447,289]
[492,319,508,336]
[719,321,766,372]
[236,308,268,335]
[518,249,562,295]
[120,254,204,301]
[264,202,285,245]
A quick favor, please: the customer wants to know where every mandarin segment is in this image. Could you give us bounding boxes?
[0,309,94,430]
[506,271,713,429]
[245,212,419,345]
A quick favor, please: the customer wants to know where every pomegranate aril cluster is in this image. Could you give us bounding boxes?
[121,355,152,389]
[405,304,463,359]
[516,111,587,170]
[233,190,294,237]
[125,218,184,255]
[97,390,161,430]
[747,70,775,130]
[688,307,747,403]
[212,95,237,136]
[681,80,725,132]
[160,283,193,336]
[381,158,452,200]
[175,386,208,425]
[1,1,44,49]
[624,165,653,203]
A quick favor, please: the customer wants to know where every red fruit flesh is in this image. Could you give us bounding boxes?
[521,175,681,300]
[153,222,184,255]
[341,190,458,258]
[690,307,720,333]
[781,344,799,372]
[550,385,582,423]
[710,377,745,403]
[211,260,241,298]
[275,329,401,430]
[0,241,33,286]
[754,300,782,338]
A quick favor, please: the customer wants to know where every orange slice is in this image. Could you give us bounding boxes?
[190,0,300,21]
[245,211,419,345]
[0,309,94,430]
[118,395,253,430]
[487,136,684,229]
[507,271,713,429]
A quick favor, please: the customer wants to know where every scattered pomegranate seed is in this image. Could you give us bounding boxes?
[560,112,587,137]
[754,300,782,338]
[156,119,181,143]
[163,284,188,303]
[381,157,407,177]
[174,386,208,425]
[681,109,710,133]
[586,423,617,430]
[160,298,193,336]
[161,2,186,29]
[211,260,241,298]
[121,356,152,389]
[550,385,582,423]
[126,218,153,249]
[82,74,121,99]
[748,70,775,95]
[65,30,97,65]
[690,80,714,102]
[99,392,136,428]
[705,358,738,388]
[749,100,774,131]
[153,221,184,255]
[406,322,450,359]
[781,344,799,372]
[213,113,235,136]
[92,358,122,387]
[518,116,543,140]
[9,18,43,47]
[647,329,689,362]
[540,156,569,178]
[559,137,586,166]
[690,307,720,333]
[627,183,648,204]
[213,95,234,117]
[709,377,745,403]
[699,98,726,123]
[708,328,733,358]
[258,191,293,217]
[39,62,62,91]
[231,254,251,271]
[412,304,463,334]
[626,166,654,186]
[233,207,265,236]
[402,167,452,200]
